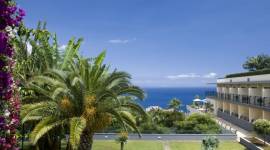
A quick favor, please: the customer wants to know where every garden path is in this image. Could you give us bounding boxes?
[163,140,171,150]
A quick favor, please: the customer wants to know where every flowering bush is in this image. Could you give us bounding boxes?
[0,0,25,149]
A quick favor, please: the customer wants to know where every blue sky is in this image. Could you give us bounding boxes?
[19,0,270,87]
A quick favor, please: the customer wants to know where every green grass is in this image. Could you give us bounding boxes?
[92,140,163,150]
[21,140,246,150]
[169,141,246,150]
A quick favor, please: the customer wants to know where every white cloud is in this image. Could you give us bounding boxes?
[59,45,67,51]
[108,39,129,44]
[203,72,217,78]
[167,72,217,80]
[167,73,200,79]
[108,38,136,44]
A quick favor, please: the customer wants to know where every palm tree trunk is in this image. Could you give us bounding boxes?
[120,142,124,150]
[66,141,71,150]
[79,129,94,150]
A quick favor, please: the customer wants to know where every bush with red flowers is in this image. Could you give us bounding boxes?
[0,0,24,149]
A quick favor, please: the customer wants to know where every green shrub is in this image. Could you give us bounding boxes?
[139,122,171,134]
[201,136,219,150]
[147,109,185,128]
[253,119,270,145]
[176,113,221,134]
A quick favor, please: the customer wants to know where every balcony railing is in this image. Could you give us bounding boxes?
[206,91,270,110]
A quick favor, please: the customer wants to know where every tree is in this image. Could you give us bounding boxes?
[147,108,184,128]
[243,54,270,71]
[253,119,270,145]
[168,98,181,112]
[201,136,219,150]
[14,22,61,83]
[15,23,84,149]
[21,52,146,150]
[205,102,214,113]
[116,131,128,150]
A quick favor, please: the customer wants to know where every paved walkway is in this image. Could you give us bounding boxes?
[215,117,252,141]
[163,141,170,150]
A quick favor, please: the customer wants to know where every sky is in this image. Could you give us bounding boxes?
[18,0,270,87]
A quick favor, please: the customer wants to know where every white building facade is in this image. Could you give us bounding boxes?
[207,73,270,131]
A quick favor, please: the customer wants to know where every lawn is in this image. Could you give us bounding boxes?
[92,140,163,150]
[92,140,246,150]
[169,141,246,150]
[20,140,246,150]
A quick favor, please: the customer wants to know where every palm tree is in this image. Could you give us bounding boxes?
[116,131,128,150]
[21,52,146,150]
[15,22,83,149]
[168,98,181,112]
[243,54,270,71]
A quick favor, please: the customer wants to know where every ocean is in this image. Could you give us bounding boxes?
[138,87,215,112]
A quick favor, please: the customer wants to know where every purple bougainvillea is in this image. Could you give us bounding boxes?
[0,0,24,149]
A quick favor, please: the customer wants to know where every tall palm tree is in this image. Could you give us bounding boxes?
[243,54,270,71]
[21,52,146,150]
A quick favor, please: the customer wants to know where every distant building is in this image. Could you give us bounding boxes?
[145,106,174,112]
[207,72,270,131]
[145,106,162,112]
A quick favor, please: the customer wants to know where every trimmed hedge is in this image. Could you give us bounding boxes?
[225,69,270,78]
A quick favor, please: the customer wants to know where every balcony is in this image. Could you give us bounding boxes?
[206,91,270,110]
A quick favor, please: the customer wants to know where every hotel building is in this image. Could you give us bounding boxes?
[207,73,270,131]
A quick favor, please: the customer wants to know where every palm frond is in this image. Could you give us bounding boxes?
[29,116,67,145]
[94,51,106,66]
[61,38,83,70]
[117,86,145,100]
[120,111,141,137]
[69,117,87,150]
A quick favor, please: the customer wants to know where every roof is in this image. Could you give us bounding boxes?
[218,72,270,84]
[225,69,270,78]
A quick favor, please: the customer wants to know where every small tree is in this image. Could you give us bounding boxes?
[253,119,270,145]
[168,98,181,112]
[116,131,128,150]
[205,102,214,113]
[201,136,219,150]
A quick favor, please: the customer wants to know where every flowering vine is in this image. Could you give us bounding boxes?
[0,0,25,149]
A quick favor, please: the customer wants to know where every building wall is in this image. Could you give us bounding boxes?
[230,103,238,114]
[209,74,270,132]
[238,105,249,118]
[263,111,270,120]
[249,107,263,122]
